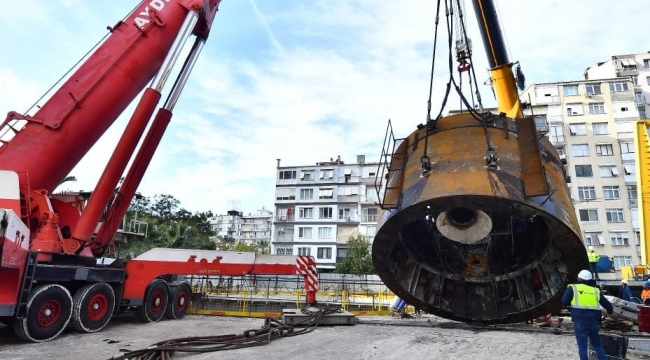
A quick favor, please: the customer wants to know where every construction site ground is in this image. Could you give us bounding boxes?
[2,313,650,360]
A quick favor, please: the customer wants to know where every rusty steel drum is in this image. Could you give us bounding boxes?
[372,112,587,324]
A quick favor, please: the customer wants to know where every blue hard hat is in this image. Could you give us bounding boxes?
[644,281,650,287]
[600,281,606,286]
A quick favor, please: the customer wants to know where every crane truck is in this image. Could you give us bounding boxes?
[0,0,318,343]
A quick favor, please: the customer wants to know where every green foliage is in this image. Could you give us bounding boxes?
[334,235,375,275]
[118,194,216,259]
[234,241,257,252]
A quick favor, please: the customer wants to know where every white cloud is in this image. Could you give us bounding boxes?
[1,0,648,215]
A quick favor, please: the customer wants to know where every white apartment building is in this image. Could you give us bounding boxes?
[238,207,273,250]
[208,208,273,250]
[584,53,650,119]
[521,76,640,277]
[209,210,242,240]
[273,155,383,271]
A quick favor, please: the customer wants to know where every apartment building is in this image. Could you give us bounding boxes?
[208,208,273,248]
[584,52,650,119]
[273,155,383,271]
[209,210,242,240]
[238,207,273,251]
[521,76,640,277]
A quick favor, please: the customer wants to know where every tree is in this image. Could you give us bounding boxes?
[117,194,216,258]
[334,235,376,275]
[234,241,256,252]
[256,239,271,254]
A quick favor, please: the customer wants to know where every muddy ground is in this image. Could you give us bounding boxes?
[0,313,647,360]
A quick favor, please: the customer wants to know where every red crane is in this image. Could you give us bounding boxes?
[0,0,318,343]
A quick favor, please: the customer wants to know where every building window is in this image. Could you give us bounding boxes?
[612,256,632,271]
[549,125,565,143]
[578,186,596,201]
[595,144,614,156]
[563,84,579,96]
[299,207,313,219]
[279,170,297,180]
[592,123,609,135]
[624,164,635,175]
[610,232,629,246]
[584,231,604,246]
[638,93,646,107]
[602,186,620,200]
[572,144,589,157]
[609,81,630,92]
[631,75,639,86]
[365,226,377,236]
[319,207,333,219]
[568,123,587,135]
[300,189,313,200]
[585,83,602,95]
[298,247,311,256]
[637,231,642,246]
[605,208,624,223]
[318,227,332,239]
[276,188,296,201]
[566,103,584,116]
[644,59,650,69]
[579,209,598,222]
[647,76,650,86]
[276,247,293,255]
[317,247,332,259]
[620,142,634,154]
[339,207,352,220]
[588,102,606,115]
[575,165,593,177]
[599,165,619,177]
[362,208,379,222]
[318,188,333,199]
[319,169,333,180]
[298,227,312,239]
[300,171,314,181]
[628,185,638,205]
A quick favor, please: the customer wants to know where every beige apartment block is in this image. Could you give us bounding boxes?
[521,76,640,279]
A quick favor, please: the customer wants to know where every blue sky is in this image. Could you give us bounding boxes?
[0,0,648,215]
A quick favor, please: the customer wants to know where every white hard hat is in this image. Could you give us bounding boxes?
[578,270,592,280]
[588,246,594,251]
[621,279,628,284]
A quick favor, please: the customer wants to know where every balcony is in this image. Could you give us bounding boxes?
[611,92,635,101]
[275,215,295,222]
[273,234,294,243]
[362,215,378,223]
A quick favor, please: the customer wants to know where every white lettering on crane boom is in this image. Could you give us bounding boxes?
[134,0,171,29]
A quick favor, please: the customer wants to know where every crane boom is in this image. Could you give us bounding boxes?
[470,0,522,118]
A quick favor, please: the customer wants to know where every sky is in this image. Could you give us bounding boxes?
[0,0,648,216]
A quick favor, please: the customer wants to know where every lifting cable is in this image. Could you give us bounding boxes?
[422,0,499,175]
[106,308,343,360]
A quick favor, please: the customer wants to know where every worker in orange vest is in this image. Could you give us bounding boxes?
[642,281,650,305]
[587,246,600,280]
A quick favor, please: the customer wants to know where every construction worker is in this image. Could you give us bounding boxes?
[618,279,633,301]
[642,281,650,305]
[587,246,600,280]
[562,269,613,360]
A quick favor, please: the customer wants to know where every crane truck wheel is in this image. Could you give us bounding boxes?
[12,284,73,342]
[137,279,169,323]
[71,282,116,333]
[165,282,192,320]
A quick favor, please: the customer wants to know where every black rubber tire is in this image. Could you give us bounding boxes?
[165,282,192,320]
[12,284,72,342]
[137,279,169,323]
[71,282,116,333]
